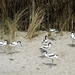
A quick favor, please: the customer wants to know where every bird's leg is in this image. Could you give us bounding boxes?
[72,39,74,46]
[3,46,7,52]
[50,59,54,68]
[0,46,6,53]
[20,43,22,47]
[0,47,2,50]
[52,59,54,64]
[12,47,15,52]
[14,47,16,52]
[0,47,3,52]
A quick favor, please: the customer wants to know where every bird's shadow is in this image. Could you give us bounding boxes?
[39,48,46,53]
[67,44,75,47]
[43,62,57,68]
[39,55,45,59]
[48,37,56,41]
[0,51,6,54]
[7,51,19,55]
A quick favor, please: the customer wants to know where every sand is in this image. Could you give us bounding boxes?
[0,31,75,75]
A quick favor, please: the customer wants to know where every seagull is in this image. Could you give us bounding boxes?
[0,40,8,51]
[40,42,52,52]
[49,28,56,32]
[44,51,58,63]
[9,41,22,51]
[42,36,48,45]
[70,32,75,46]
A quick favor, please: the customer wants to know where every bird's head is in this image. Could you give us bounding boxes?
[17,41,22,47]
[4,40,7,41]
[48,42,52,45]
[71,31,74,34]
[45,36,47,39]
[4,40,8,43]
[43,51,47,54]
[17,41,21,44]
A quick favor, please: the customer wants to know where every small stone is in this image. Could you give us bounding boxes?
[9,58,14,61]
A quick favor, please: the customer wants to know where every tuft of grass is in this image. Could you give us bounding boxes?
[27,7,45,39]
[48,32,51,37]
[0,7,28,43]
[0,7,28,52]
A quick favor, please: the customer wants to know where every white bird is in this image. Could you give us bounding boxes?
[0,40,8,51]
[49,28,56,32]
[0,40,8,46]
[71,32,75,38]
[9,41,22,46]
[70,32,75,46]
[40,42,52,52]
[42,36,48,45]
[44,51,58,63]
[9,41,22,51]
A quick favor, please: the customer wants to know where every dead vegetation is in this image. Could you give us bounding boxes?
[0,0,75,40]
[27,7,45,39]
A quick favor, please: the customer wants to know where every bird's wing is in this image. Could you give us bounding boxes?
[50,30,54,32]
[9,42,17,45]
[43,46,48,49]
[9,43,16,46]
[10,42,17,45]
[11,43,15,45]
[48,55,54,57]
[48,53,55,57]
[39,48,44,51]
[45,39,48,42]
[42,43,48,45]
[40,47,48,51]
[12,42,17,44]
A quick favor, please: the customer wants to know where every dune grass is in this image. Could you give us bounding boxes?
[27,7,45,39]
[0,7,28,43]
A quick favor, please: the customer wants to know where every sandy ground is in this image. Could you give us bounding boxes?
[0,31,75,75]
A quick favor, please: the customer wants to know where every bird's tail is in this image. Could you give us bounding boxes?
[55,55,58,58]
[39,48,46,53]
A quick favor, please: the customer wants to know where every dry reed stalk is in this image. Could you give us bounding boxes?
[0,23,5,40]
[2,19,12,43]
[27,8,45,39]
[60,15,72,36]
